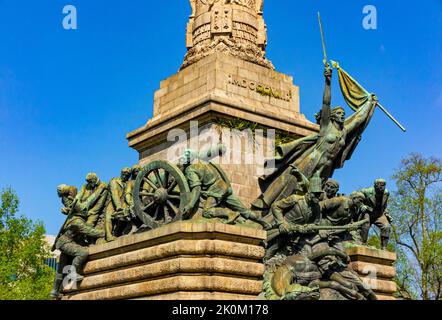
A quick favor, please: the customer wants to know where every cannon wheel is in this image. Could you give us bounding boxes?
[133,161,190,229]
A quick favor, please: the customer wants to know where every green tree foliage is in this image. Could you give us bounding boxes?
[0,188,54,300]
[215,117,298,149]
[389,154,442,300]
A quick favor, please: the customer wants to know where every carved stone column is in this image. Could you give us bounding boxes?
[127,1,317,211]
[182,0,273,70]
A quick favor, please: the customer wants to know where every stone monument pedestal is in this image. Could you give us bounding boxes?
[346,246,397,300]
[127,52,318,207]
[62,222,266,300]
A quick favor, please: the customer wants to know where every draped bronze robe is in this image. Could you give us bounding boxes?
[252,68,377,211]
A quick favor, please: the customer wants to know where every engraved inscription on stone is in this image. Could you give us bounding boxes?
[227,74,292,102]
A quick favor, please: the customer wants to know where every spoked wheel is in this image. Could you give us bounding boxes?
[133,161,190,230]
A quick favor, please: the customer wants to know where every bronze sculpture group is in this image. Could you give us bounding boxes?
[51,64,396,300]
[255,65,394,300]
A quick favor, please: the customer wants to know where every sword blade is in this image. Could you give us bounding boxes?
[318,12,329,67]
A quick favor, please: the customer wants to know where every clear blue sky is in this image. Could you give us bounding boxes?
[0,0,441,235]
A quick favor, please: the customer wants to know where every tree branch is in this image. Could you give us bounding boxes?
[408,224,421,257]
[405,178,418,194]
[396,240,420,262]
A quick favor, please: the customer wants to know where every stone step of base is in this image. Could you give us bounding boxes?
[63,275,263,300]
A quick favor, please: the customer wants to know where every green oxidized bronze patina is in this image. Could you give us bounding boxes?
[133,160,189,230]
[104,167,132,241]
[49,6,406,301]
[261,171,377,300]
[355,179,392,250]
[257,57,403,299]
[252,66,378,212]
[50,61,397,300]
[180,148,271,229]
[50,180,105,299]
[75,173,108,228]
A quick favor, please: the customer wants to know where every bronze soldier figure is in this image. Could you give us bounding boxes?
[124,165,142,209]
[358,179,392,250]
[265,170,323,261]
[263,187,375,300]
[181,149,270,229]
[123,165,144,232]
[76,173,108,227]
[253,66,378,211]
[50,185,105,299]
[271,169,322,236]
[104,167,132,241]
[323,179,340,200]
[320,192,365,228]
[57,184,77,214]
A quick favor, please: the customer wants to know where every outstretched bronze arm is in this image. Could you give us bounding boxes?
[344,94,378,135]
[82,184,107,212]
[319,67,332,133]
[183,186,201,217]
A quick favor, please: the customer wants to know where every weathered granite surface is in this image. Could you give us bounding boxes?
[62,222,266,300]
[346,246,397,300]
[127,53,318,206]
